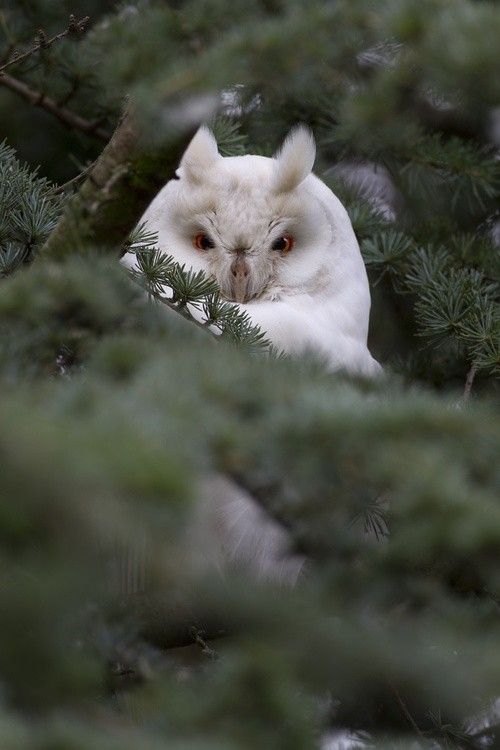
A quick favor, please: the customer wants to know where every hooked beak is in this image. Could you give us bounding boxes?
[229,253,250,303]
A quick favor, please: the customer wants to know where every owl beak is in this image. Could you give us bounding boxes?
[229,253,250,303]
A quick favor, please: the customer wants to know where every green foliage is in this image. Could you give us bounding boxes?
[127,228,270,351]
[209,115,248,156]
[0,0,499,749]
[358,232,500,375]
[0,141,62,275]
[0,255,499,748]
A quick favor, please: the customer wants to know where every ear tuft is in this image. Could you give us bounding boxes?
[177,126,221,182]
[272,126,316,194]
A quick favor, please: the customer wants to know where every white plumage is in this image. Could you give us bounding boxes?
[124,125,381,377]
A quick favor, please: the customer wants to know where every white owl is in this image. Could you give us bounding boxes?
[122,126,382,587]
[124,125,381,377]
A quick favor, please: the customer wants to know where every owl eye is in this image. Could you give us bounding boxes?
[193,232,215,251]
[271,235,294,253]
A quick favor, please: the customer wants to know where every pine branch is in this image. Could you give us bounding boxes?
[0,15,89,74]
[128,246,270,350]
[0,140,62,273]
[131,269,220,341]
[0,72,110,142]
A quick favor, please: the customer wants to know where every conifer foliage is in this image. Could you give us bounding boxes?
[0,1,499,749]
[0,141,62,275]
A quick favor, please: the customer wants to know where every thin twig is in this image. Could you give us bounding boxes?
[0,15,89,74]
[52,161,96,194]
[389,681,427,742]
[57,75,81,107]
[0,42,15,66]
[463,363,477,402]
[189,627,218,660]
[0,72,110,142]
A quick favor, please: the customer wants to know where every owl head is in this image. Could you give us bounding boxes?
[151,126,358,304]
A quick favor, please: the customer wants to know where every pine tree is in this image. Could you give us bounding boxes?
[0,2,499,749]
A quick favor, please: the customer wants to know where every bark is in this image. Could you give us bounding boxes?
[41,106,197,259]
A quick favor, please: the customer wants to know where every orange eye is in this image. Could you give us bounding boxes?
[271,234,294,253]
[193,232,215,251]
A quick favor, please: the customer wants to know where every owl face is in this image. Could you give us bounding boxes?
[161,127,333,303]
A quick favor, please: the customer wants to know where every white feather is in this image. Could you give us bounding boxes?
[177,125,221,183]
[272,125,316,193]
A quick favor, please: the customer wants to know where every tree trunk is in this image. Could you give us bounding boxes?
[41,106,197,259]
